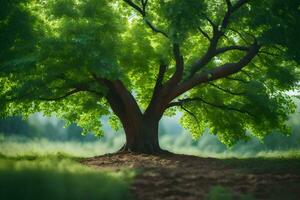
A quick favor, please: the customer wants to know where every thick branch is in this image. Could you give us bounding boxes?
[188,44,249,79]
[144,44,184,117]
[189,0,250,78]
[92,74,144,141]
[225,0,232,8]
[144,62,167,117]
[189,45,249,78]
[165,43,184,87]
[153,62,167,96]
[171,42,260,98]
[113,81,142,114]
[92,74,142,120]
[188,29,222,78]
[221,0,249,31]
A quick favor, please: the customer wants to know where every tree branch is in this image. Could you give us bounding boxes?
[215,45,249,55]
[144,62,168,116]
[144,19,169,38]
[188,29,222,78]
[171,41,260,98]
[92,73,142,117]
[227,28,251,45]
[124,0,168,38]
[153,62,167,94]
[188,44,248,79]
[180,104,201,128]
[201,13,218,31]
[225,76,250,84]
[168,97,253,117]
[141,0,148,12]
[37,89,83,101]
[197,27,211,41]
[6,80,99,103]
[144,45,183,117]
[208,83,245,96]
[225,0,232,8]
[124,0,145,16]
[165,43,184,87]
[259,50,283,58]
[189,0,250,78]
[5,88,84,103]
[221,0,249,31]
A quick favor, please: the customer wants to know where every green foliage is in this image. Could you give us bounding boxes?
[108,114,123,131]
[158,0,206,41]
[0,0,119,136]
[0,0,299,146]
[178,80,296,146]
[247,0,300,62]
[0,0,36,69]
[161,105,300,156]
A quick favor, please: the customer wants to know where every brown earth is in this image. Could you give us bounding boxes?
[82,152,300,200]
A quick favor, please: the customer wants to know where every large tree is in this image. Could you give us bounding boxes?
[0,0,299,153]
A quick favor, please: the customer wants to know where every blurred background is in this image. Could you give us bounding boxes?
[1,99,299,158]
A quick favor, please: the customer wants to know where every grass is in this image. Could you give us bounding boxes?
[222,155,300,174]
[1,135,300,199]
[0,156,135,200]
[214,150,300,174]
[2,134,300,159]
[164,142,300,159]
[0,135,134,200]
[0,134,123,158]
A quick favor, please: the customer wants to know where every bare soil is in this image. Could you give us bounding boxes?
[82,152,300,200]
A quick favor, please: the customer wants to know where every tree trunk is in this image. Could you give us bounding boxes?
[119,116,162,154]
[101,78,168,154]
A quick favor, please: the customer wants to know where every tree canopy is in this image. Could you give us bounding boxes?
[1,0,299,147]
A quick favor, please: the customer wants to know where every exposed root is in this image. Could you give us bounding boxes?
[117,143,172,155]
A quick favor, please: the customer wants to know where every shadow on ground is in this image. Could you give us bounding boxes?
[82,152,300,200]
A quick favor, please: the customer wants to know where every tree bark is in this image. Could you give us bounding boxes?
[119,115,162,154]
[97,77,164,154]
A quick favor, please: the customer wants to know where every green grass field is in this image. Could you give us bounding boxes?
[1,135,300,200]
[0,157,134,200]
[0,136,134,200]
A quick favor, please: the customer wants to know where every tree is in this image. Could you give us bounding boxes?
[0,0,299,153]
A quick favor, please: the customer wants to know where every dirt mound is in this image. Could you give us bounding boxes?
[82,152,300,200]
